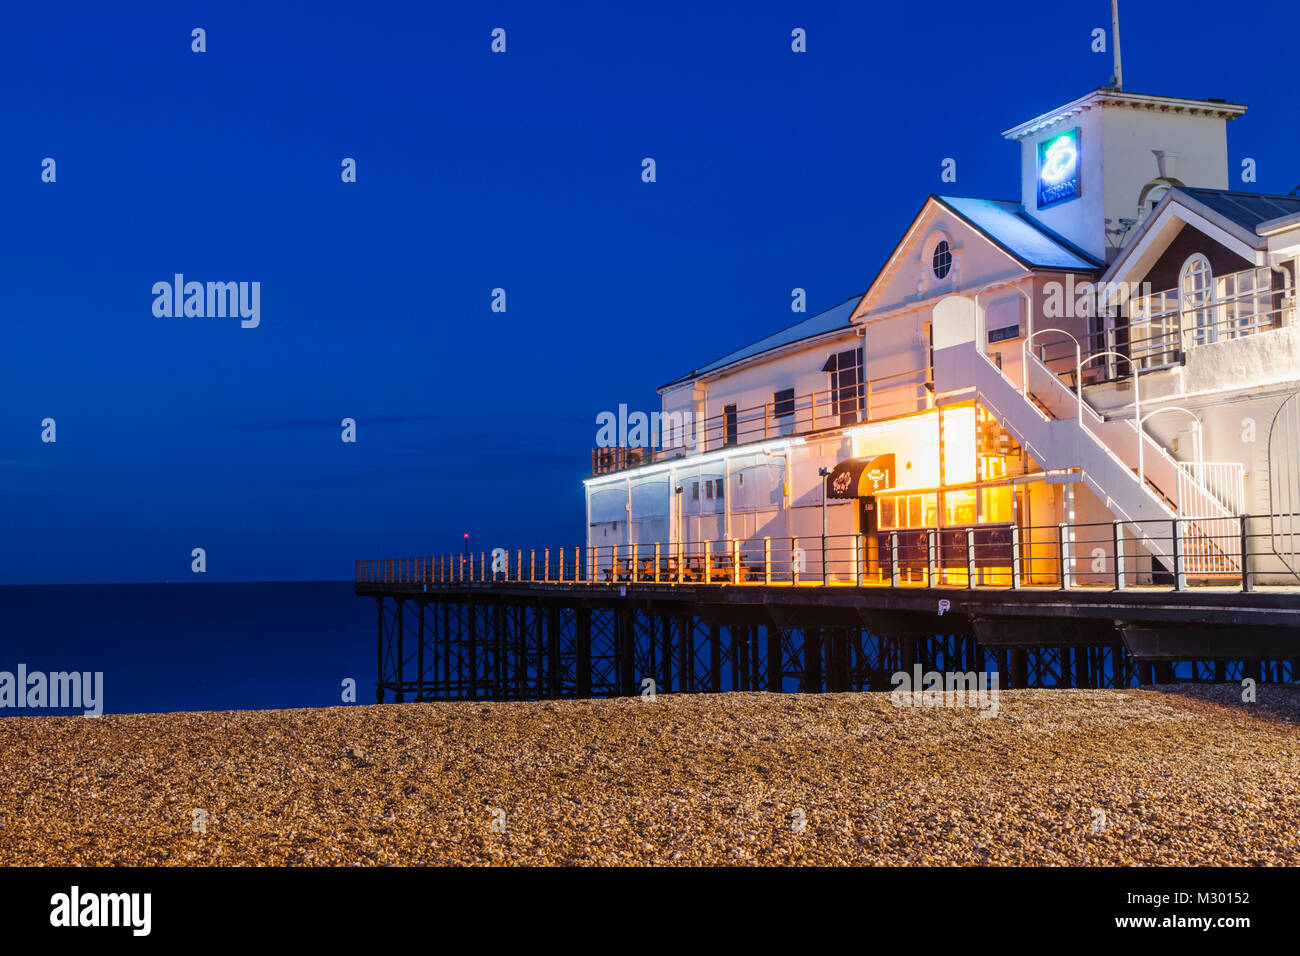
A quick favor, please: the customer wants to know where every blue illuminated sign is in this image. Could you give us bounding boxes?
[1036,127,1080,209]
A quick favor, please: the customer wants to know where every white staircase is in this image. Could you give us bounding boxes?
[932,296,1242,576]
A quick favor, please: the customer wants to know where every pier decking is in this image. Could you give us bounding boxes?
[356,521,1300,703]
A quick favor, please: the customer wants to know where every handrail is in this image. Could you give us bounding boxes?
[591,362,934,475]
[355,512,1300,594]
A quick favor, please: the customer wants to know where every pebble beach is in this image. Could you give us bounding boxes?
[2,685,1298,866]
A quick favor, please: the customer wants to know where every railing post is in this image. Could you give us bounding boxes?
[1010,525,1022,589]
[854,532,863,586]
[574,546,580,583]
[703,540,711,584]
[791,536,800,586]
[927,530,937,587]
[889,531,900,588]
[558,548,564,582]
[1058,524,1070,589]
[732,539,740,584]
[821,531,828,586]
[966,527,977,589]
[587,546,595,584]
[632,543,639,583]
[1113,520,1125,590]
[653,542,661,583]
[764,537,772,585]
[1240,513,1252,593]
[676,538,684,585]
[1172,519,1186,591]
[612,545,618,585]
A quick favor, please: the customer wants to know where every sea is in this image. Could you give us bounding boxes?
[0,582,372,716]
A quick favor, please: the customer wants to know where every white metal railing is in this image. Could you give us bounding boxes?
[357,512,1272,593]
[1018,348,1243,571]
[1176,462,1246,573]
[1127,264,1292,371]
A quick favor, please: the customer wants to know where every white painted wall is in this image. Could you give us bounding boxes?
[1017,104,1232,262]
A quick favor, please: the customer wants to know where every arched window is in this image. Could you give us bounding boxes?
[1179,254,1214,347]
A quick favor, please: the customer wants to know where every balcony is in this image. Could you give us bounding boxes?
[1125,264,1293,372]
[589,365,933,476]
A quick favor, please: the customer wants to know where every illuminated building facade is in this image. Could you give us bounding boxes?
[585,87,1300,587]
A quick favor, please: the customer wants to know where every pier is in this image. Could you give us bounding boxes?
[356,519,1300,703]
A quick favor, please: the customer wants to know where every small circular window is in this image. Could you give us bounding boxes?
[932,240,953,280]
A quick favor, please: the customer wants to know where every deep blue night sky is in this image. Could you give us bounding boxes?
[2,0,1296,584]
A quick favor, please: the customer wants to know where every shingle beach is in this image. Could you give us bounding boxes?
[3,686,1298,866]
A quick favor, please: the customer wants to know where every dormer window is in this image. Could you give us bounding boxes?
[932,240,953,280]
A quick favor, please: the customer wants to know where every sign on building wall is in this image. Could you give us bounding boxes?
[1036,127,1080,209]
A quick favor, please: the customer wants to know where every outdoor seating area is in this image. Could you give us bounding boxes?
[602,553,764,584]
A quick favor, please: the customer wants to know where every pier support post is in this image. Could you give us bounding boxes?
[375,598,385,703]
[576,606,592,698]
[395,599,405,703]
[1009,647,1028,689]
[767,627,781,692]
[661,616,673,693]
[619,607,636,696]
[805,628,823,693]
[417,601,426,701]
[546,605,560,698]
[677,616,692,693]
[709,624,722,692]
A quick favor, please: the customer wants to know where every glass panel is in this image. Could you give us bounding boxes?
[944,488,977,526]
[923,494,938,527]
[879,496,896,530]
[908,494,923,529]
[981,486,1013,523]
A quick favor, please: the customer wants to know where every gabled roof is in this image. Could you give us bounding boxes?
[1101,187,1300,290]
[660,295,860,390]
[936,196,1104,270]
[1179,188,1300,234]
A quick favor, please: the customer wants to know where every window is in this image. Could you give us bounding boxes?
[724,404,738,446]
[980,486,1014,523]
[705,481,714,499]
[944,488,977,526]
[878,493,938,530]
[1180,254,1214,346]
[773,388,795,419]
[691,481,699,500]
[879,497,896,530]
[714,478,724,499]
[822,347,864,425]
[932,240,953,280]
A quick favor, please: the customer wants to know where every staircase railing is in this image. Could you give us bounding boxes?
[1019,350,1243,572]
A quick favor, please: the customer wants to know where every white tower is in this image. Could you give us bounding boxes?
[1002,90,1246,263]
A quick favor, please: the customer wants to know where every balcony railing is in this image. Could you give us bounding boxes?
[590,365,932,476]
[357,512,1288,595]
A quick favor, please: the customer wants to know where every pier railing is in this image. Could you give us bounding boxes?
[357,513,1292,594]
